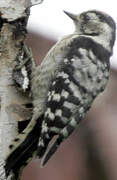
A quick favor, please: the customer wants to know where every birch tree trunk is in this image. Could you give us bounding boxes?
[0,0,43,179]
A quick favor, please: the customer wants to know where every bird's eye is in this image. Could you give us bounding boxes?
[80,14,90,21]
[84,15,90,21]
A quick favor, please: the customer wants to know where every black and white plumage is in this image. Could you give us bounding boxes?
[36,10,116,166]
[5,10,116,177]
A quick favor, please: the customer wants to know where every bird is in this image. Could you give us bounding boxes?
[4,9,116,178]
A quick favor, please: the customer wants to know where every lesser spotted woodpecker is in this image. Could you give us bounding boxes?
[5,10,116,177]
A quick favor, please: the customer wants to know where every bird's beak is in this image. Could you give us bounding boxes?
[63,11,77,21]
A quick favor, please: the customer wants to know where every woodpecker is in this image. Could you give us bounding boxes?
[4,10,116,178]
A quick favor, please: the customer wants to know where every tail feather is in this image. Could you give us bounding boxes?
[0,161,6,180]
[40,116,81,167]
[5,117,43,179]
[41,135,63,167]
[37,132,54,159]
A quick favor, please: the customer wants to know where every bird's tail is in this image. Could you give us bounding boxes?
[40,115,81,167]
[40,134,63,167]
[37,131,54,162]
[4,116,43,179]
[0,160,6,180]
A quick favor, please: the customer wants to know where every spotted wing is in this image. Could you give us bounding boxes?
[37,55,84,165]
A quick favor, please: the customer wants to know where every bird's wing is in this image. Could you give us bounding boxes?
[39,36,104,167]
[38,48,89,166]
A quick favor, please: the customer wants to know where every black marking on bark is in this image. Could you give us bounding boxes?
[23,103,33,108]
[14,138,20,142]
[9,145,14,149]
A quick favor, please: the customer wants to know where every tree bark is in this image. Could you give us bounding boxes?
[0,0,43,179]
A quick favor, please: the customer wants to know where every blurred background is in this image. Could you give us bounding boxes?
[22,0,117,179]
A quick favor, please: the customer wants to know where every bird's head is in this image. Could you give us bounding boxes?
[64,10,116,49]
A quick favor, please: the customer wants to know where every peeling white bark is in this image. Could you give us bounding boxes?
[0,0,43,21]
[0,0,44,179]
[0,23,32,180]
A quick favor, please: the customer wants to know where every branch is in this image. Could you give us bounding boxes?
[0,0,43,179]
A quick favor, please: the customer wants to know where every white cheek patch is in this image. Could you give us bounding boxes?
[93,22,112,52]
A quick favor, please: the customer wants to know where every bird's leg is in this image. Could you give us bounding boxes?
[15,45,34,70]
